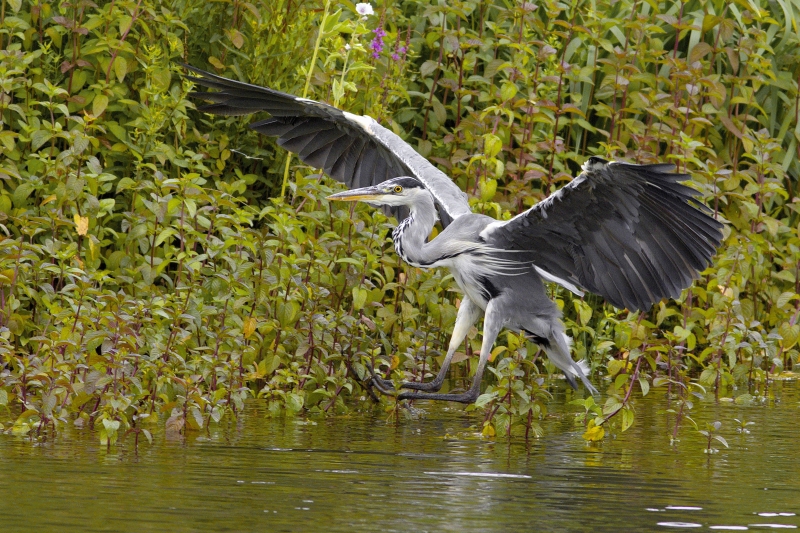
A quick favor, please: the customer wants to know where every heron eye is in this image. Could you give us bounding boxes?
[393,185,403,193]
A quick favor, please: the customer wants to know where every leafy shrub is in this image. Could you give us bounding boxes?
[0,0,798,443]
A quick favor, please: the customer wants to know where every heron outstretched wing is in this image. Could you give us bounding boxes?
[481,158,724,311]
[181,64,471,224]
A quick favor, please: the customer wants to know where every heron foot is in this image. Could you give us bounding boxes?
[398,389,479,404]
[399,379,443,392]
[365,363,396,395]
[369,376,396,395]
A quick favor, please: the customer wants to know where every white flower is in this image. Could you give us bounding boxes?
[355,3,374,16]
[345,43,351,51]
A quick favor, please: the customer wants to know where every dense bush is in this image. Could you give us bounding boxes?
[0,0,798,443]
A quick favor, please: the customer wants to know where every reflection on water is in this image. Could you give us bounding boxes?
[1,384,799,532]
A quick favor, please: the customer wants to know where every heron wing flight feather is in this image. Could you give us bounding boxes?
[481,159,724,311]
[182,64,470,224]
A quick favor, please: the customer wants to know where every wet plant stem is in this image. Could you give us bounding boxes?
[602,356,642,425]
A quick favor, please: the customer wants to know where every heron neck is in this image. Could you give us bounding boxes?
[394,192,439,267]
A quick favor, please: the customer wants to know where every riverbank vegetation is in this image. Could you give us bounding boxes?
[1,0,798,444]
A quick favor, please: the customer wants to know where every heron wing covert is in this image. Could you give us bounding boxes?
[182,64,471,224]
[481,158,724,311]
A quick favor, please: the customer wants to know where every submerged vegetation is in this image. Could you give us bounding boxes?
[0,0,798,444]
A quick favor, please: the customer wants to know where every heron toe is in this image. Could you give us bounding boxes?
[398,389,480,404]
[400,379,444,392]
[369,376,395,394]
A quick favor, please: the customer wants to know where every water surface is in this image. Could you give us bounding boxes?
[1,384,799,532]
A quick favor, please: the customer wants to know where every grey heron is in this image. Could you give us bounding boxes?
[183,64,724,403]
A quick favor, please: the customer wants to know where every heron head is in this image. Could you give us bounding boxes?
[326,177,426,207]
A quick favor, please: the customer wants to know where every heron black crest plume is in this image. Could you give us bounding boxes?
[183,64,724,404]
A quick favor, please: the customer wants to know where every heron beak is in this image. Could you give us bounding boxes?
[326,186,383,202]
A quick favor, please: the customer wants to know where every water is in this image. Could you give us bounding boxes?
[1,383,799,532]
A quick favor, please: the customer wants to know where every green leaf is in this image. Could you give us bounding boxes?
[734,394,754,406]
[702,14,722,32]
[114,57,128,82]
[432,97,447,125]
[107,122,127,141]
[474,393,495,408]
[656,304,679,326]
[621,407,634,432]
[277,301,299,327]
[188,406,204,430]
[117,14,132,34]
[286,392,304,412]
[336,257,364,266]
[582,423,605,441]
[0,130,18,151]
[101,418,120,445]
[322,8,342,34]
[699,367,717,385]
[263,353,281,374]
[332,78,344,104]
[93,94,109,117]
[673,325,692,341]
[352,287,368,310]
[420,60,438,77]
[688,42,713,64]
[652,376,671,388]
[99,198,116,213]
[575,300,592,326]
[638,377,650,397]
[155,228,177,247]
[116,177,136,192]
[479,178,497,201]
[483,133,502,158]
[66,175,84,199]
[41,392,56,416]
[777,291,797,309]
[0,194,11,215]
[228,29,245,49]
[12,182,36,207]
[500,82,518,101]
[779,323,800,349]
[152,67,172,91]
[31,130,52,151]
[614,372,629,391]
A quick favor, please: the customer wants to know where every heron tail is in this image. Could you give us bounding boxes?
[543,332,599,396]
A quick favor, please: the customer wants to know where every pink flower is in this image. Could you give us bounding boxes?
[392,44,407,62]
[370,27,386,58]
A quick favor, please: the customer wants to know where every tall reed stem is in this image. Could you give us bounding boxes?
[280,0,331,198]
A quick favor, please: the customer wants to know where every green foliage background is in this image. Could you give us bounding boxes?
[1,0,798,443]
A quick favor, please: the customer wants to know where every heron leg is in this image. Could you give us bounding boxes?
[399,299,502,404]
[365,361,396,395]
[401,298,482,392]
